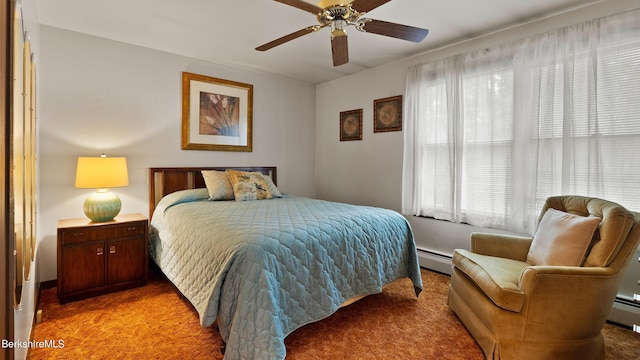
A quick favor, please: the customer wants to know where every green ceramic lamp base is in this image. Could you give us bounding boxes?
[83,189,122,222]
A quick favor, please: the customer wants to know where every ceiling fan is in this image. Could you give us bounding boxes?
[256,0,429,66]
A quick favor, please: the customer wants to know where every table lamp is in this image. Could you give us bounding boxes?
[75,154,129,222]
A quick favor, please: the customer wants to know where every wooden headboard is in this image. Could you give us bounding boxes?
[149,167,277,217]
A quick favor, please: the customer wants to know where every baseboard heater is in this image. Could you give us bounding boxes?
[610,295,640,329]
[417,247,453,275]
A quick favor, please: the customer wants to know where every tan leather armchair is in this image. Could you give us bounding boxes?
[447,196,640,360]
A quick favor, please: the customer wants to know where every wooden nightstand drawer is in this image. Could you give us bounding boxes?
[115,222,146,237]
[60,223,143,245]
[61,228,98,245]
[59,219,147,245]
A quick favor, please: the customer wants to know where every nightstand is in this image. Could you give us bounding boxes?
[57,213,148,303]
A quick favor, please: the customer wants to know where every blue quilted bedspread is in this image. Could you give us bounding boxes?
[149,189,422,359]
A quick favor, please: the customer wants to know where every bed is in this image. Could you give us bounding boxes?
[148,167,422,359]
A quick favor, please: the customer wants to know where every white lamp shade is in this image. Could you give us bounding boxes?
[75,157,129,189]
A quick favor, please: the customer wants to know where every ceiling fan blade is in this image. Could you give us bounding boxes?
[350,0,392,13]
[361,19,429,43]
[256,27,317,51]
[331,34,349,66]
[274,0,325,15]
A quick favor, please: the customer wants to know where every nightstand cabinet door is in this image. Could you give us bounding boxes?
[60,242,105,294]
[107,237,146,284]
[57,214,148,303]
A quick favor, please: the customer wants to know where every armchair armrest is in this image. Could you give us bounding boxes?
[517,265,620,338]
[519,265,618,291]
[471,232,533,261]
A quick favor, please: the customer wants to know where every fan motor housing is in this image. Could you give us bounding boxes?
[317,4,361,26]
[318,0,353,8]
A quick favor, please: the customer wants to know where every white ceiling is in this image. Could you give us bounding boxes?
[35,0,602,84]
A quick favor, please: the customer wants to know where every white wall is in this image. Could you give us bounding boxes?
[315,0,640,261]
[36,26,317,287]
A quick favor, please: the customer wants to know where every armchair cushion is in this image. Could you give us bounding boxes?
[526,208,601,266]
[453,249,529,312]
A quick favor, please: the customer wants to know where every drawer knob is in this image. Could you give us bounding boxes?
[110,245,116,254]
[96,247,104,256]
[127,227,136,231]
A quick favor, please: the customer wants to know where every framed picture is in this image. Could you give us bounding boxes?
[182,72,253,151]
[340,109,363,141]
[373,95,402,133]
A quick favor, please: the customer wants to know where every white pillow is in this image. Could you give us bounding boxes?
[261,174,282,198]
[526,208,601,266]
[201,170,234,201]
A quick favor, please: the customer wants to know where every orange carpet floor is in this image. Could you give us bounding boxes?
[30,268,640,359]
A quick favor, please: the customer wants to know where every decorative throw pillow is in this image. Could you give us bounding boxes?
[201,170,235,201]
[526,208,601,266]
[226,170,273,201]
[261,174,282,198]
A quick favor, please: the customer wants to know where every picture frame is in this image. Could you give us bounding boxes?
[373,95,402,133]
[182,72,253,151]
[339,109,363,141]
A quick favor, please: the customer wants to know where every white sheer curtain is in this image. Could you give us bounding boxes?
[403,8,640,234]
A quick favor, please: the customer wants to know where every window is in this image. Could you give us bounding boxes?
[403,9,640,234]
